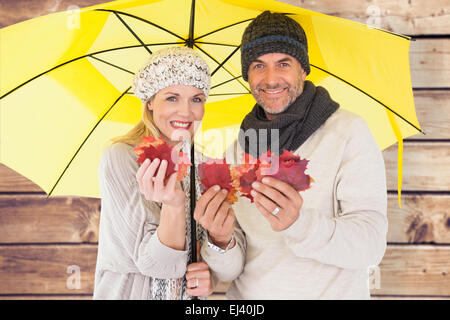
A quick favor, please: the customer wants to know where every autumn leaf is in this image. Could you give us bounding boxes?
[256,149,314,192]
[231,153,260,202]
[198,158,238,204]
[133,135,191,182]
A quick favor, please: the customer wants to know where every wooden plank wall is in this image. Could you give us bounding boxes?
[0,0,449,300]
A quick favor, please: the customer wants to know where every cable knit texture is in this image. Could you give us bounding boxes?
[241,11,310,81]
[93,141,205,300]
[132,46,210,104]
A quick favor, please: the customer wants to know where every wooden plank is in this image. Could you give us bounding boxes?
[0,244,97,294]
[0,0,105,28]
[0,164,43,193]
[282,0,450,35]
[214,245,450,297]
[0,194,448,246]
[388,194,450,244]
[410,90,450,140]
[1,4,448,88]
[372,245,450,296]
[383,142,450,191]
[410,39,450,88]
[3,118,450,196]
[3,142,449,194]
[2,0,449,35]
[1,244,446,296]
[0,195,100,244]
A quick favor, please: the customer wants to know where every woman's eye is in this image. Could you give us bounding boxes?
[193,97,203,103]
[167,96,177,102]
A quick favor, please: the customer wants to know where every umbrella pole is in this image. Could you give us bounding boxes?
[189,141,199,301]
[187,0,199,300]
[190,143,197,265]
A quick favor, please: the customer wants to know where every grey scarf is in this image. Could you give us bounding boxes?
[239,81,339,157]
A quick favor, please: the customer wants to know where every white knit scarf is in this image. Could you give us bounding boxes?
[149,145,205,300]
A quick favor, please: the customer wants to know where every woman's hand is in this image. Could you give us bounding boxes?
[136,158,185,207]
[186,261,215,297]
[194,186,235,248]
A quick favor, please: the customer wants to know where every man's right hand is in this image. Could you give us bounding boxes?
[194,185,235,249]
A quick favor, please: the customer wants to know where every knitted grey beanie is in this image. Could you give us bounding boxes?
[241,11,310,81]
[132,46,210,104]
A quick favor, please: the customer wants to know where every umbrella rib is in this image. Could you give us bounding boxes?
[46,86,131,198]
[0,42,184,101]
[194,44,250,94]
[311,64,423,134]
[88,55,135,75]
[112,12,152,55]
[210,75,243,89]
[211,45,241,76]
[94,9,186,42]
[195,41,239,48]
[194,18,255,41]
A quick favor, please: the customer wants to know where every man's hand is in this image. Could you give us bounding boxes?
[250,177,304,231]
[186,261,214,297]
[194,185,235,248]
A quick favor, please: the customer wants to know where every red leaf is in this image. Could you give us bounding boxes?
[133,136,191,182]
[231,153,260,202]
[198,158,238,204]
[256,150,314,192]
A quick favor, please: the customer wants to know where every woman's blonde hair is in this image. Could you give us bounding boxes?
[108,99,160,147]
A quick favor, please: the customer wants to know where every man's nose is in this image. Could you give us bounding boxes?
[263,67,279,87]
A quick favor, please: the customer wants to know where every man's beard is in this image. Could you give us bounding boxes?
[252,76,305,117]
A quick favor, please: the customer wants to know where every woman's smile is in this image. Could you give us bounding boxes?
[170,120,192,129]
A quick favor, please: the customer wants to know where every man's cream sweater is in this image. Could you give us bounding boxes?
[201,108,388,299]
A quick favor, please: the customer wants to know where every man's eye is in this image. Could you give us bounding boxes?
[280,62,289,67]
[253,63,264,69]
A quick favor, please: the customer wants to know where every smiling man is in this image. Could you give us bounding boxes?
[247,52,306,120]
[196,11,388,300]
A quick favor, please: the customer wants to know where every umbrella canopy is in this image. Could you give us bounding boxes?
[0,0,421,204]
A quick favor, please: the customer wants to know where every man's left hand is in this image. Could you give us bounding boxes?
[251,177,304,231]
[186,261,214,297]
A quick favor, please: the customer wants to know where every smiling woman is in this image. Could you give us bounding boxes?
[93,46,215,300]
[147,85,206,147]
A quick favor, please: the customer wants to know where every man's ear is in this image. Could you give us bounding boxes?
[301,66,307,81]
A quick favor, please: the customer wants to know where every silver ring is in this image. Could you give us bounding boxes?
[271,206,280,216]
[195,278,199,288]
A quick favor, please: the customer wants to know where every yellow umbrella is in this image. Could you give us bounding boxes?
[0,0,421,207]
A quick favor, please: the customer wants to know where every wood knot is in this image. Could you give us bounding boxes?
[413,224,428,243]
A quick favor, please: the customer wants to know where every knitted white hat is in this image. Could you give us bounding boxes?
[132,46,210,104]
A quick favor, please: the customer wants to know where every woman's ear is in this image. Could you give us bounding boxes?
[146,100,153,111]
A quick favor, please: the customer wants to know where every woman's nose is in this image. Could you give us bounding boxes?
[177,101,191,117]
